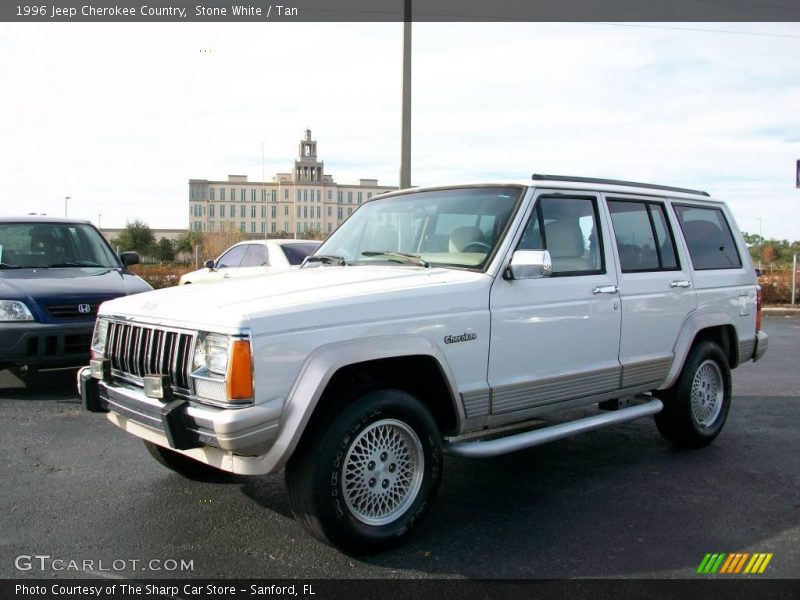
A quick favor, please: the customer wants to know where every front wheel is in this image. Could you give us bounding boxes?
[655,341,731,448]
[285,389,443,554]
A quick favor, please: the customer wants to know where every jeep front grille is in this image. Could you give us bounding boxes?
[105,321,195,393]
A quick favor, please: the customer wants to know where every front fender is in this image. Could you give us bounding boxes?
[246,334,462,475]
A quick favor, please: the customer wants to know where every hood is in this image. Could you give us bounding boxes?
[98,265,491,334]
[0,267,152,322]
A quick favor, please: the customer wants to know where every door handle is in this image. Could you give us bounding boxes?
[592,285,618,294]
[670,280,692,288]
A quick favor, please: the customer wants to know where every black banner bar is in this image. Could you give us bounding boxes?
[2,0,800,22]
[2,579,800,600]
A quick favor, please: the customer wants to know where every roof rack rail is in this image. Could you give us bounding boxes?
[531,174,710,197]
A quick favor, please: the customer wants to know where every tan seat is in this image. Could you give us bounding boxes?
[547,220,590,272]
[449,226,486,253]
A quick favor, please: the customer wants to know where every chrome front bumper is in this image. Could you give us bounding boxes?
[78,366,281,456]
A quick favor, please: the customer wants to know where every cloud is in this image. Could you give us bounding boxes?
[0,22,798,239]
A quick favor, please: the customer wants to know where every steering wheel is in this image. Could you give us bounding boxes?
[460,241,491,253]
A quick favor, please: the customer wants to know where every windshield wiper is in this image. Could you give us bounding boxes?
[0,262,24,269]
[304,254,348,266]
[361,251,430,268]
[47,261,104,268]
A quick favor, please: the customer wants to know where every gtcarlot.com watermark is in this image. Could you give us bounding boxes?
[15,554,194,573]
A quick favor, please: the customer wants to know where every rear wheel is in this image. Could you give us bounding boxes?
[655,341,731,447]
[285,389,442,554]
[143,440,233,481]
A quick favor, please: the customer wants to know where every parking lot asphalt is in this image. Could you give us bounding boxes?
[1,314,798,580]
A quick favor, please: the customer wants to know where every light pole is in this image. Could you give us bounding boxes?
[64,196,71,217]
[756,218,763,271]
[98,213,103,229]
[399,0,412,189]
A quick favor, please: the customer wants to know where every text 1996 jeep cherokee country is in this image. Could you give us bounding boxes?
[80,175,768,553]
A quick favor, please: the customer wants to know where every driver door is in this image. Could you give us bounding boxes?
[488,191,622,424]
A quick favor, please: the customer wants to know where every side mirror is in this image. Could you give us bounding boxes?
[120,251,139,267]
[204,259,216,270]
[504,250,552,280]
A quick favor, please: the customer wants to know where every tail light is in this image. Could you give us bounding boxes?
[755,286,762,332]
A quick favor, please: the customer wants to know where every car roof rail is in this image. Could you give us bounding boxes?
[531,174,710,197]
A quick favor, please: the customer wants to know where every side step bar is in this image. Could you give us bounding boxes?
[444,399,663,458]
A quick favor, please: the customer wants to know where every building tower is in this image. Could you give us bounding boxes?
[293,129,324,183]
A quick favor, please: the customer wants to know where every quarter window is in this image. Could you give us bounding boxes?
[674,205,742,270]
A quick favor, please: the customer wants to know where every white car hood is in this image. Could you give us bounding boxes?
[98,265,491,334]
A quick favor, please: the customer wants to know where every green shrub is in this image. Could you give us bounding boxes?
[130,264,193,290]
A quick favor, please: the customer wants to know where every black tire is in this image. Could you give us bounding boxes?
[9,366,39,384]
[655,341,731,448]
[285,389,443,554]
[143,440,233,481]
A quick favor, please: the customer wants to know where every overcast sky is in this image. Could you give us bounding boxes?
[1,22,799,240]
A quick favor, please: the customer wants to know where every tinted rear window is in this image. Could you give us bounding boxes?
[282,243,319,265]
[674,205,742,270]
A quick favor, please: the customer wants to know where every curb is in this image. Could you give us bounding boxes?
[763,307,800,316]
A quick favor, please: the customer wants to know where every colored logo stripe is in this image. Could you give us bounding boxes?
[698,552,773,574]
[697,553,726,573]
[744,553,773,574]
[719,553,749,573]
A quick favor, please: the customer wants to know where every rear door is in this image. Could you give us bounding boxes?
[604,195,697,388]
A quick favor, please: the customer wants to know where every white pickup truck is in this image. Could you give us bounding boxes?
[80,175,767,553]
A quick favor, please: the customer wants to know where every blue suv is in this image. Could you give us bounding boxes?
[0,217,152,379]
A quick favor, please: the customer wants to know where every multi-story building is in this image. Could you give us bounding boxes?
[188,130,397,236]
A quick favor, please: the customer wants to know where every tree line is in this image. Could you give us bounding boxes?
[110,219,327,263]
[110,220,799,267]
[742,233,800,269]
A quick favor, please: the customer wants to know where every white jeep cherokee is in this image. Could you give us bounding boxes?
[80,175,768,553]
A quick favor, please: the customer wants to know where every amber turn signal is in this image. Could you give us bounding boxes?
[226,339,253,401]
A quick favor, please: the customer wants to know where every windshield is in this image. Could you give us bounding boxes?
[0,222,121,269]
[315,187,523,270]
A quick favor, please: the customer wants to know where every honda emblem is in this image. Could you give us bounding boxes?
[78,304,91,314]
